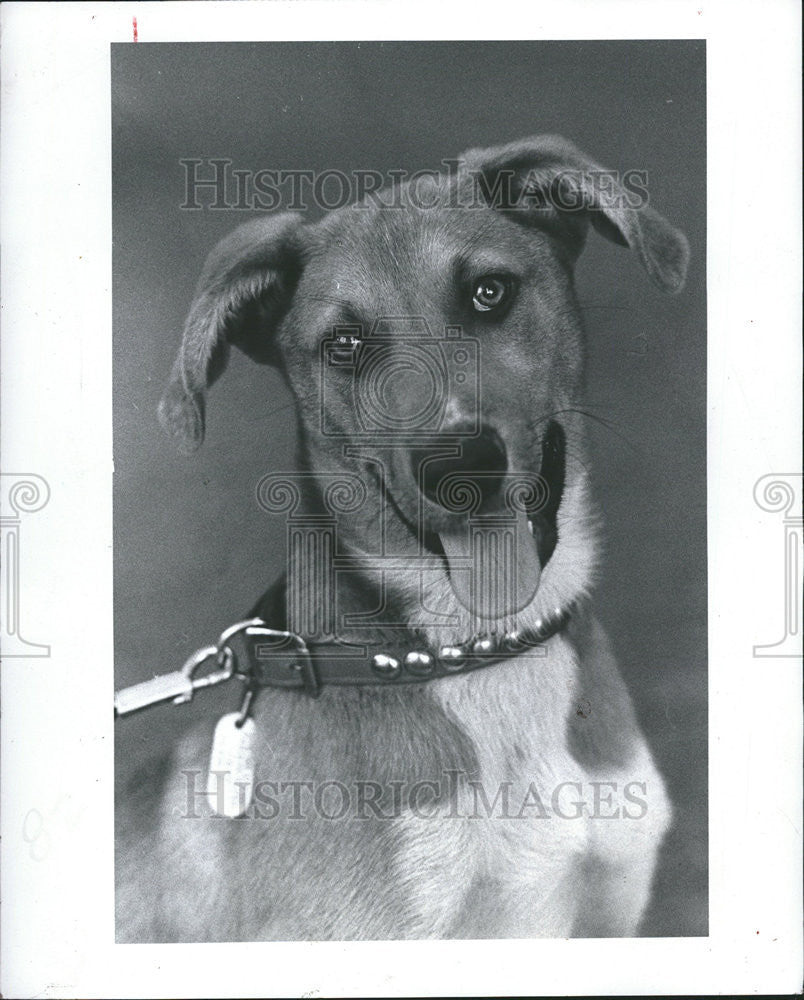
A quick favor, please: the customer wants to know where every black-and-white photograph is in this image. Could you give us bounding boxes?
[113,40,707,941]
[2,4,801,997]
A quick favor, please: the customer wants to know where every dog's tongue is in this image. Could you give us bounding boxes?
[437,509,541,620]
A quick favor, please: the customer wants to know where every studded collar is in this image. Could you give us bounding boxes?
[113,587,575,717]
[230,596,575,698]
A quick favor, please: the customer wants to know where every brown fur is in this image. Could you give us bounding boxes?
[117,135,687,940]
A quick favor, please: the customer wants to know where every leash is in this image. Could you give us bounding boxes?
[114,603,574,717]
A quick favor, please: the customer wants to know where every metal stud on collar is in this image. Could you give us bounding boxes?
[371,653,402,679]
[404,650,435,677]
[438,645,468,671]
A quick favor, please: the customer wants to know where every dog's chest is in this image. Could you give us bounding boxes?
[389,639,592,937]
[150,633,654,941]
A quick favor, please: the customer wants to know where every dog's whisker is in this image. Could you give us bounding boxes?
[539,405,642,455]
[307,294,357,310]
[578,303,636,312]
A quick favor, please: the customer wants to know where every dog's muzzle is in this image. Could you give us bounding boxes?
[411,421,566,621]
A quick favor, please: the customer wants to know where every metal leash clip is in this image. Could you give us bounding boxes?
[114,639,237,718]
[114,616,316,717]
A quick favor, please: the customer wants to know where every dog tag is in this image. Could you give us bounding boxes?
[206,713,256,818]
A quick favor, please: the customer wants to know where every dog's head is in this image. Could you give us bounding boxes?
[160,135,688,636]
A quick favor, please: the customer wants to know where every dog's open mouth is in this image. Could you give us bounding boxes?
[425,421,566,620]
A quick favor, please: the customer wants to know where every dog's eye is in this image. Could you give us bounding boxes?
[472,275,509,312]
[327,332,362,366]
[336,334,361,348]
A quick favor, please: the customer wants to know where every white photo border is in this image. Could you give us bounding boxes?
[1,1,801,996]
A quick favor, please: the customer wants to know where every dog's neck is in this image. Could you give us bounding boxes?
[265,428,598,652]
[247,565,576,697]
[255,490,594,655]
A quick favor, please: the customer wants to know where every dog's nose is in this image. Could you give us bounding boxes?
[413,426,508,510]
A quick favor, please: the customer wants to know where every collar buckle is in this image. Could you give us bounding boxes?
[229,622,321,698]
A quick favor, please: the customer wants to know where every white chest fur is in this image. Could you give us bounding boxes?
[391,634,671,938]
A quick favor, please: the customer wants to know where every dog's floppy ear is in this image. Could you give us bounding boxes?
[158,213,303,453]
[460,134,689,293]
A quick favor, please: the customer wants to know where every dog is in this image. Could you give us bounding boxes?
[115,134,689,941]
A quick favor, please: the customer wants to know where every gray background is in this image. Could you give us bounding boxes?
[113,40,707,936]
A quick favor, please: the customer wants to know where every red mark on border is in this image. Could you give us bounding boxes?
[133,17,138,43]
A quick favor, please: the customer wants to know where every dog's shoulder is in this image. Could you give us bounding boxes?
[564,607,649,771]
